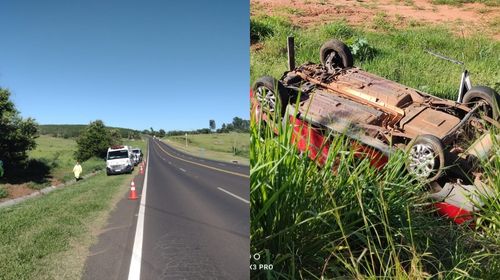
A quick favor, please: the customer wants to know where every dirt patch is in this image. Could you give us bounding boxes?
[0,184,36,202]
[251,0,499,40]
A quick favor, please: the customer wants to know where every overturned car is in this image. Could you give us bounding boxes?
[252,38,499,224]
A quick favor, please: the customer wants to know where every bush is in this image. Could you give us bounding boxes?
[74,120,113,162]
[0,187,7,199]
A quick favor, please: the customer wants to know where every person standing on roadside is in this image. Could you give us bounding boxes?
[73,161,82,181]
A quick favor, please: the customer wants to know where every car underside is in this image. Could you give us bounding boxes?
[252,38,499,224]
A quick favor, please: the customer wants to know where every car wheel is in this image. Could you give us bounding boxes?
[462,86,499,121]
[253,76,290,117]
[320,39,354,71]
[406,135,446,182]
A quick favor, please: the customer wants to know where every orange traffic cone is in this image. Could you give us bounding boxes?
[129,180,138,200]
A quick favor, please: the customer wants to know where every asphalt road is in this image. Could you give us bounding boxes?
[83,137,249,280]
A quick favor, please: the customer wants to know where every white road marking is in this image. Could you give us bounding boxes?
[128,144,150,280]
[179,168,186,172]
[217,187,249,204]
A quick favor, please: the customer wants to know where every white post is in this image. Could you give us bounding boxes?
[185,133,188,148]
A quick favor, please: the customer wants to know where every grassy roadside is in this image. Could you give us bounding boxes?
[29,135,104,184]
[0,168,135,279]
[0,137,148,279]
[0,135,147,198]
[164,132,249,165]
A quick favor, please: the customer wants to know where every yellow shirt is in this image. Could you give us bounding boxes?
[73,164,82,178]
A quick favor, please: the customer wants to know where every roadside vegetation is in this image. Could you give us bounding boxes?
[250,114,500,279]
[152,117,250,164]
[250,15,500,279]
[0,171,136,280]
[164,132,249,165]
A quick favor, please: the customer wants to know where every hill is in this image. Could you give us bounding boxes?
[39,124,140,138]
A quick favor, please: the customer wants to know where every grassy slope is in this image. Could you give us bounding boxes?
[0,172,135,280]
[28,135,147,184]
[164,132,249,165]
[29,135,103,184]
[250,18,499,100]
[250,16,500,279]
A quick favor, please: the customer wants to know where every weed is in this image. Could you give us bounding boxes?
[0,187,7,198]
[350,38,378,61]
[372,12,395,31]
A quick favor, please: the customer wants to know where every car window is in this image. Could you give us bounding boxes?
[107,150,129,160]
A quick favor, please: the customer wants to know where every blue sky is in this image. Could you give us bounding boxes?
[0,0,249,131]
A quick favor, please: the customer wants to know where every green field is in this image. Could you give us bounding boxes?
[28,135,104,185]
[164,132,249,165]
[250,16,500,279]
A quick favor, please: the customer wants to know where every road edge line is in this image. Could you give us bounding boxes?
[217,187,250,204]
[155,140,249,178]
[128,142,150,280]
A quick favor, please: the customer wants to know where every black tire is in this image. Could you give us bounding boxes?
[462,86,499,121]
[405,134,446,182]
[320,39,354,70]
[252,76,290,117]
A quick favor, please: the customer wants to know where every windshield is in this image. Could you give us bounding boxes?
[107,150,129,160]
[132,149,140,154]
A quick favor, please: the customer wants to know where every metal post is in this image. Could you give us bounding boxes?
[185,133,188,148]
[287,36,295,71]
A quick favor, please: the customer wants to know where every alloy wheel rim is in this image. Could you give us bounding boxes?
[408,143,436,179]
[256,86,276,112]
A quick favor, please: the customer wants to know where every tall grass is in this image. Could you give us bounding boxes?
[250,110,500,279]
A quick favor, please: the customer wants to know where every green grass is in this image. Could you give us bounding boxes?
[164,132,249,164]
[29,135,104,184]
[250,17,500,279]
[431,0,499,7]
[250,114,500,279]
[250,17,500,100]
[0,171,135,279]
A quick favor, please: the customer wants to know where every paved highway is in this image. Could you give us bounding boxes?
[83,137,249,280]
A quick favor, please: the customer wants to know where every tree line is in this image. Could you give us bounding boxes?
[39,124,141,139]
[146,117,250,137]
